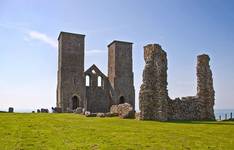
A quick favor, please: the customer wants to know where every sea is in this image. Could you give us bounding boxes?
[214,109,234,120]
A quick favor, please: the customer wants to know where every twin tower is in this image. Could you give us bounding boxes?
[56,32,135,112]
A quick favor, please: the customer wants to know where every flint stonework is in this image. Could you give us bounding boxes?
[110,103,135,119]
[139,44,168,121]
[139,44,215,121]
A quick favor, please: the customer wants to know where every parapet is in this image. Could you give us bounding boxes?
[58,31,85,40]
[107,40,133,47]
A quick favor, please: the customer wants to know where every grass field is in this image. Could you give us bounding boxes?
[0,113,233,150]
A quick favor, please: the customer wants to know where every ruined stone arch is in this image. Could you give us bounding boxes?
[71,94,80,110]
[119,96,125,104]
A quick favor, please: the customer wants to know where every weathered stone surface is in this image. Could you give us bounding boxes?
[105,112,118,117]
[196,54,215,120]
[97,113,105,117]
[73,107,83,114]
[110,105,118,114]
[85,111,97,117]
[139,44,215,121]
[135,112,141,120]
[85,65,111,113]
[167,96,204,120]
[110,103,134,119]
[56,32,86,112]
[66,107,74,113]
[56,32,135,113]
[8,107,14,113]
[85,111,90,116]
[108,41,135,110]
[139,44,168,121]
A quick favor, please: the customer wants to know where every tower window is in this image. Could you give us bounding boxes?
[86,75,90,86]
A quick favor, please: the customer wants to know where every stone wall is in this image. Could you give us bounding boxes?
[139,43,215,121]
[139,44,168,121]
[167,96,204,120]
[85,65,112,113]
[197,54,215,120]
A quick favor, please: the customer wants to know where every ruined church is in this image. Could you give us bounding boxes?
[56,31,215,121]
[56,32,135,113]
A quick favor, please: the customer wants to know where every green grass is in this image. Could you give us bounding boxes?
[0,113,233,150]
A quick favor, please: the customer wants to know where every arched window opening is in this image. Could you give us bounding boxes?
[98,76,102,87]
[86,75,90,86]
[72,96,79,110]
[119,96,125,104]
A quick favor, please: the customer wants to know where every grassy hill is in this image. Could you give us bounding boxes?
[0,113,233,150]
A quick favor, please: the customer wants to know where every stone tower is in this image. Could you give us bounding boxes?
[108,41,135,109]
[56,32,86,112]
[139,44,168,121]
[197,54,215,120]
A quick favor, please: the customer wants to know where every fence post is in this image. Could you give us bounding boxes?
[231,112,233,119]
[219,115,221,121]
[225,114,227,120]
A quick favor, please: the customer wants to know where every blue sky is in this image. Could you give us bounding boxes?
[0,0,233,111]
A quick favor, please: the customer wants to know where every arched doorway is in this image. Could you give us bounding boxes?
[72,96,79,110]
[119,96,125,104]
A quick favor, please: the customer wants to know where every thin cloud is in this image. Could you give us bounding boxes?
[86,49,107,54]
[27,31,57,48]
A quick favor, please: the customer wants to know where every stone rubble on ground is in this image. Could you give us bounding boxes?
[110,103,135,119]
[73,107,83,114]
[97,113,105,117]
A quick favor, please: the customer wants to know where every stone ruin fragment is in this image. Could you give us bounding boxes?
[110,103,135,119]
[139,44,215,121]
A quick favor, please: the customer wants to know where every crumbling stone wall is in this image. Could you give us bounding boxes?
[196,54,215,120]
[139,44,168,121]
[167,96,204,120]
[139,44,215,121]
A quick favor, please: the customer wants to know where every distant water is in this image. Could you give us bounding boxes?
[215,109,234,120]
